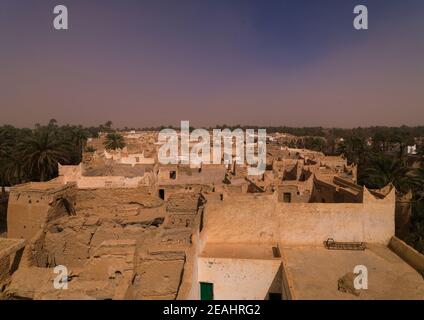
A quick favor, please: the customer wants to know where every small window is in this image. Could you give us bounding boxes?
[170,171,176,180]
[283,193,291,203]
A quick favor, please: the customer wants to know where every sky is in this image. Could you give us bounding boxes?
[0,0,423,128]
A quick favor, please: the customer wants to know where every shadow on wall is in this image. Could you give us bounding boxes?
[0,194,8,234]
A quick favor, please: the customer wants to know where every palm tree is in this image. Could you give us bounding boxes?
[390,132,414,162]
[405,199,424,254]
[69,126,88,163]
[0,154,10,196]
[372,132,388,152]
[19,127,71,181]
[105,121,113,129]
[361,153,413,193]
[104,132,126,150]
[0,126,20,193]
[336,141,347,156]
[408,167,424,198]
[416,144,424,157]
[101,121,113,133]
[0,151,24,187]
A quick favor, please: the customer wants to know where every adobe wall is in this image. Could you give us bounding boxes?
[177,212,207,300]
[76,176,150,189]
[278,175,314,203]
[7,183,77,241]
[202,188,395,246]
[197,257,281,300]
[158,167,226,186]
[58,164,82,183]
[311,177,362,203]
[203,194,278,244]
[75,187,162,217]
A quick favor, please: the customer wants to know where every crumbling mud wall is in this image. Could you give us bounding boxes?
[4,187,203,300]
[75,188,164,218]
[0,239,25,296]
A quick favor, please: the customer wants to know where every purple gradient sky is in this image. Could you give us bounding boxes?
[0,0,423,128]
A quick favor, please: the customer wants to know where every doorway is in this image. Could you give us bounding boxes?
[159,189,165,200]
[200,282,214,300]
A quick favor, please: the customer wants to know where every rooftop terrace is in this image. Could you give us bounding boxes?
[282,245,424,300]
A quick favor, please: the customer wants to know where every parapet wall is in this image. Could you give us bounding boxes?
[389,236,424,275]
[76,176,149,189]
[202,188,395,246]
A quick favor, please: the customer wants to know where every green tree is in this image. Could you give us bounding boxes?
[409,167,424,198]
[336,141,347,156]
[69,126,89,163]
[303,137,326,152]
[361,154,413,193]
[416,143,424,157]
[0,126,24,192]
[405,200,424,254]
[105,121,113,129]
[390,132,414,162]
[0,152,24,194]
[19,127,71,181]
[104,132,126,150]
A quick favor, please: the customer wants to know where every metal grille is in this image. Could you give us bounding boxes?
[324,238,366,251]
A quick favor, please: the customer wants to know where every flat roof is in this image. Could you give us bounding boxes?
[10,181,70,193]
[281,245,424,300]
